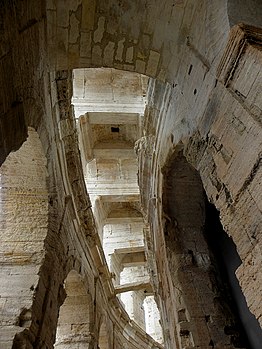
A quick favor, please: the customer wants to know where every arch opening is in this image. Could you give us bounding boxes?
[54,270,93,349]
[72,67,164,344]
[163,151,262,348]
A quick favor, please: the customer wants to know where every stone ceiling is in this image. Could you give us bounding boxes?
[72,66,163,341]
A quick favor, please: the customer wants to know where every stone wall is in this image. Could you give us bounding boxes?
[0,58,162,349]
[0,128,48,348]
[0,1,261,349]
[138,24,262,349]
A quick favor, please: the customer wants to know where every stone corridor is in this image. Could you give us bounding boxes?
[0,1,262,349]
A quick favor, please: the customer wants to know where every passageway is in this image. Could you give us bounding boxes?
[163,152,261,348]
[204,202,262,349]
[1,1,262,348]
[73,68,163,343]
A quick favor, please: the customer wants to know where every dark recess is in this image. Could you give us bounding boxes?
[204,199,262,349]
[111,127,120,133]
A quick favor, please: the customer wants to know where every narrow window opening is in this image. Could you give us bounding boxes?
[188,64,193,75]
[111,126,120,133]
[55,270,91,348]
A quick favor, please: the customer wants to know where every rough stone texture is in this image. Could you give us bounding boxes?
[55,270,93,348]
[0,1,262,349]
[0,128,48,348]
[138,23,262,349]
[73,67,163,343]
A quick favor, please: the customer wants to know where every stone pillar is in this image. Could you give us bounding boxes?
[143,296,163,343]
[55,271,95,349]
[121,291,146,330]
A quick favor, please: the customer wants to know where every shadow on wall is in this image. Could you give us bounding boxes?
[162,152,262,349]
[227,0,262,27]
[204,202,262,349]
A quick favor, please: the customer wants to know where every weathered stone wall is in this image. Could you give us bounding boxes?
[186,25,262,328]
[54,270,93,348]
[138,24,262,349]
[0,1,261,349]
[0,65,162,349]
[0,3,162,343]
[0,128,48,348]
[46,0,231,82]
[163,152,248,347]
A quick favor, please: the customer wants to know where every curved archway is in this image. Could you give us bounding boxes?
[0,127,48,348]
[54,270,94,348]
[1,2,261,349]
[48,0,230,82]
[162,151,262,348]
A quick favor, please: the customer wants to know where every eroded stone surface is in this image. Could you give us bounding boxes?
[0,1,261,349]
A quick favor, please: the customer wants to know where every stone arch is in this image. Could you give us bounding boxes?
[227,0,262,27]
[0,127,49,348]
[0,1,234,168]
[48,0,230,82]
[54,269,94,349]
[163,152,245,347]
[162,150,262,348]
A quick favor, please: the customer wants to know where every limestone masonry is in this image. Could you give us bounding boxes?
[0,1,262,349]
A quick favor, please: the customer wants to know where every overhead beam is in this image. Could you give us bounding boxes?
[87,112,139,125]
[85,185,140,196]
[115,281,152,294]
[114,246,145,254]
[106,217,143,224]
[73,102,145,116]
[100,194,140,203]
[93,148,135,159]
